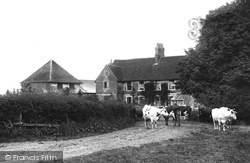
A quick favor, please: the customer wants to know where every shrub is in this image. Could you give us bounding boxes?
[0,93,134,141]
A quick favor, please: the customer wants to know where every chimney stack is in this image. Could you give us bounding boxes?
[155,43,165,63]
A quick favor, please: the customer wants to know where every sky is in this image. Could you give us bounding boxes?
[0,0,234,95]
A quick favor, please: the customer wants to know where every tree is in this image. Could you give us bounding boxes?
[159,83,170,105]
[20,81,36,94]
[140,81,156,105]
[177,0,250,122]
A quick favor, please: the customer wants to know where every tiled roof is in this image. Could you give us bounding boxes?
[79,80,96,93]
[21,60,82,84]
[108,56,185,81]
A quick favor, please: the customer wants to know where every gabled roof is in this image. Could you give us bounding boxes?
[108,56,185,81]
[22,60,82,84]
[79,80,96,93]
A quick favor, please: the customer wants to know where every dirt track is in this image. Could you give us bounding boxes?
[0,120,205,160]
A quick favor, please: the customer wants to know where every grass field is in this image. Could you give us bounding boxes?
[65,124,250,163]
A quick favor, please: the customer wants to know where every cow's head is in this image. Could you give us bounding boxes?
[168,111,175,119]
[230,110,237,120]
[160,109,169,117]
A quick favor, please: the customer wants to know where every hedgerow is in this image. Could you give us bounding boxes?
[0,93,133,141]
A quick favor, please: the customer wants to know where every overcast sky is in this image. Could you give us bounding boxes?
[0,0,234,94]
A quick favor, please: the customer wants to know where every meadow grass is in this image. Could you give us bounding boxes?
[65,125,250,163]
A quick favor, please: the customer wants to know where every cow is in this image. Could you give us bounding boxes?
[142,105,169,129]
[164,104,181,126]
[219,107,237,129]
[179,106,192,123]
[198,106,213,123]
[211,107,237,131]
[130,105,144,126]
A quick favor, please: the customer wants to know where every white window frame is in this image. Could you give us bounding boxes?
[126,82,132,91]
[169,81,176,90]
[126,95,133,104]
[155,81,161,91]
[138,81,145,91]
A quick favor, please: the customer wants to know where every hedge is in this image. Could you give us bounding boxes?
[0,93,133,140]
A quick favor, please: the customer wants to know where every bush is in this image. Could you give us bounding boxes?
[190,110,199,122]
[0,94,134,142]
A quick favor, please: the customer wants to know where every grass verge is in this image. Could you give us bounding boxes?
[65,125,250,163]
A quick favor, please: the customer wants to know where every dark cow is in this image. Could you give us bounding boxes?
[179,106,192,123]
[130,105,144,126]
[164,104,181,126]
[198,106,213,123]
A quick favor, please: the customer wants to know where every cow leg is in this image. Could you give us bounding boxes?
[173,112,177,126]
[177,111,181,126]
[164,116,169,125]
[144,120,149,128]
[132,116,136,127]
[218,121,221,131]
[222,122,226,131]
[213,119,216,130]
[151,120,154,129]
[178,115,181,126]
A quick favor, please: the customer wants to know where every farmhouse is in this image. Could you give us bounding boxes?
[96,43,193,106]
[21,60,82,94]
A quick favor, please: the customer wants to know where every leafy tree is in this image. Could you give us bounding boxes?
[20,81,36,94]
[159,83,170,105]
[177,0,250,122]
[140,82,157,105]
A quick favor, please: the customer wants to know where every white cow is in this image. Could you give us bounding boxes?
[211,107,237,131]
[142,105,169,129]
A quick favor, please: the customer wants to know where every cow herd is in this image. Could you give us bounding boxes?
[131,104,237,131]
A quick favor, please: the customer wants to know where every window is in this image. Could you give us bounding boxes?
[57,83,62,89]
[138,95,145,103]
[69,84,74,89]
[104,70,109,76]
[169,82,176,90]
[155,81,161,91]
[63,84,69,89]
[138,81,145,91]
[126,96,132,104]
[126,82,132,91]
[104,81,108,88]
[51,83,57,87]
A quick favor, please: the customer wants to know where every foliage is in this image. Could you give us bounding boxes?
[177,0,250,123]
[140,82,156,104]
[0,93,133,141]
[20,81,36,93]
[159,83,170,105]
